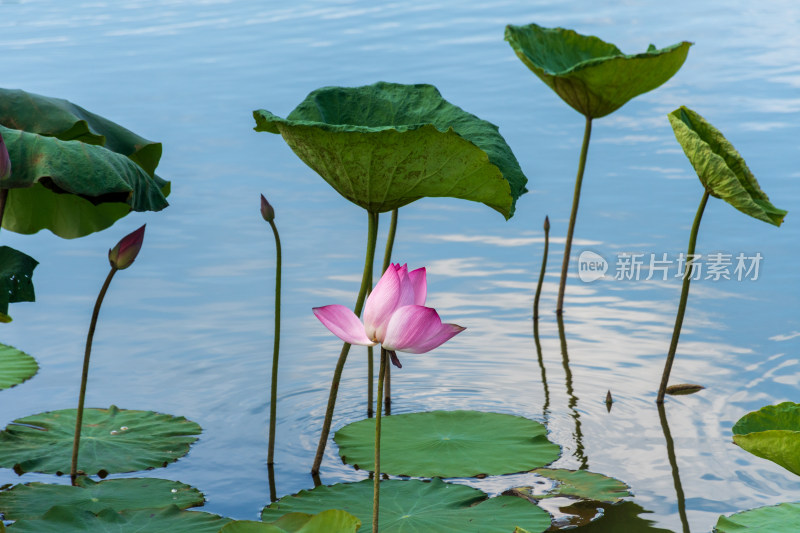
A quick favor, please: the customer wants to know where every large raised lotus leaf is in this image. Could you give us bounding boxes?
[220,510,361,533]
[513,468,631,504]
[5,504,230,532]
[504,23,691,118]
[731,402,800,476]
[0,405,201,475]
[715,502,800,532]
[0,343,37,391]
[0,125,168,238]
[0,477,204,520]
[334,410,560,478]
[0,246,37,323]
[253,82,527,219]
[0,88,162,177]
[262,478,551,533]
[668,106,787,226]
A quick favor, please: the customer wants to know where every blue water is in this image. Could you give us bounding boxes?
[1,0,799,531]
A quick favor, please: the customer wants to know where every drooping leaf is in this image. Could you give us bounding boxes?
[513,468,631,504]
[334,410,560,478]
[0,406,201,475]
[254,82,527,219]
[504,23,691,118]
[0,343,37,391]
[714,502,800,532]
[262,478,551,533]
[6,504,230,532]
[0,88,162,177]
[668,107,787,227]
[0,477,204,520]
[0,246,38,322]
[220,510,361,533]
[0,125,168,238]
[731,402,800,476]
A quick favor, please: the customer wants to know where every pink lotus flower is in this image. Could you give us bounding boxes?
[313,264,464,367]
[108,225,146,270]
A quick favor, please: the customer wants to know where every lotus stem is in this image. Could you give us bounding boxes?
[380,208,398,414]
[556,116,593,315]
[0,189,8,231]
[533,215,550,321]
[367,267,374,418]
[373,347,388,533]
[267,462,277,502]
[71,266,118,484]
[657,403,690,533]
[312,210,379,475]
[657,190,710,403]
[267,218,282,466]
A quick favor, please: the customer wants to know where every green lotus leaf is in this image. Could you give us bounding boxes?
[715,502,800,532]
[668,106,787,226]
[6,504,230,532]
[0,405,201,475]
[262,478,551,533]
[0,477,204,520]
[220,510,361,533]
[0,343,37,391]
[731,402,800,476]
[334,410,560,478]
[0,246,38,323]
[254,82,527,219]
[0,125,168,238]
[0,88,162,177]
[504,23,691,118]
[514,468,631,504]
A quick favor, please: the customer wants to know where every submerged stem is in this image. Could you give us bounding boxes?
[657,190,710,403]
[556,116,593,315]
[71,266,118,483]
[373,348,388,533]
[267,219,282,465]
[312,210,379,474]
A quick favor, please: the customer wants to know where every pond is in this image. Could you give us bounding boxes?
[1,0,799,531]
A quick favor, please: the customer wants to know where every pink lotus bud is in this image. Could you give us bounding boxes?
[108,225,146,270]
[0,133,10,180]
[260,194,275,222]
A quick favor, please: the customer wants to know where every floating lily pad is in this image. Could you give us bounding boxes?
[513,469,631,504]
[732,402,800,476]
[715,502,800,532]
[0,343,37,390]
[334,410,560,478]
[0,405,201,475]
[668,106,787,227]
[6,504,229,532]
[262,478,551,533]
[221,510,361,533]
[504,23,691,118]
[254,82,527,219]
[0,247,38,323]
[0,477,204,520]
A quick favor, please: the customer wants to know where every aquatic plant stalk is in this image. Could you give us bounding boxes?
[373,347,388,533]
[71,266,118,483]
[533,215,550,321]
[312,210,379,474]
[556,314,588,469]
[556,117,593,315]
[366,265,373,418]
[657,190,710,403]
[380,208,398,413]
[263,196,282,465]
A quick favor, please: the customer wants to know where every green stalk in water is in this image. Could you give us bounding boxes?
[533,215,549,322]
[261,195,282,465]
[657,190,709,404]
[312,210,379,475]
[556,117,592,315]
[71,225,145,484]
[379,209,398,414]
[372,347,389,533]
